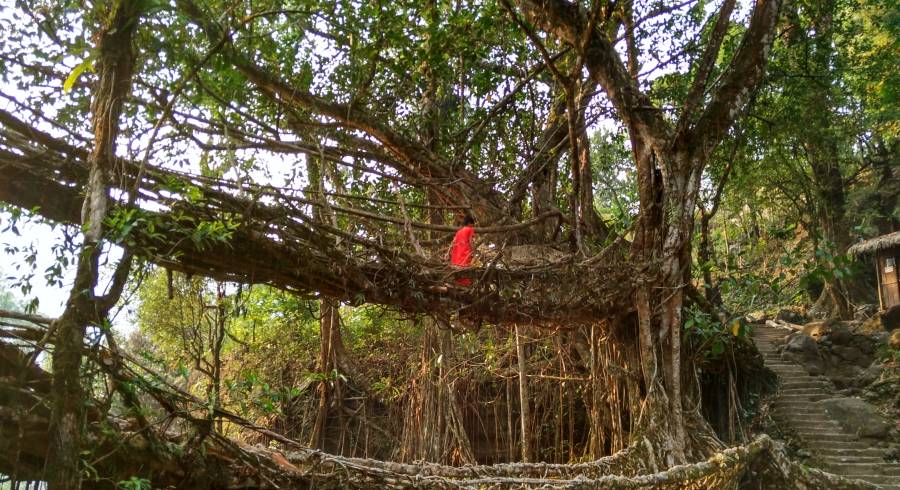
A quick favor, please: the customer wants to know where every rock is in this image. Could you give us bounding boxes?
[803,319,840,340]
[783,332,827,374]
[873,331,890,344]
[854,304,878,321]
[832,377,854,389]
[890,330,900,350]
[827,324,853,345]
[856,338,875,355]
[786,333,818,356]
[882,304,900,331]
[777,309,808,324]
[817,397,892,439]
[806,360,826,376]
[858,363,883,386]
[832,345,862,363]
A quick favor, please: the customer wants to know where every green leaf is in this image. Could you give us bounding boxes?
[64,58,93,93]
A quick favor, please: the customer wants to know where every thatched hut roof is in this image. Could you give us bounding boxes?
[848,231,900,256]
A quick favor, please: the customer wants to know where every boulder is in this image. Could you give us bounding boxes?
[832,345,862,363]
[786,333,819,357]
[857,363,883,386]
[816,397,892,439]
[827,324,853,346]
[882,304,900,331]
[805,361,826,376]
[803,319,840,340]
[784,332,826,374]
[856,337,876,356]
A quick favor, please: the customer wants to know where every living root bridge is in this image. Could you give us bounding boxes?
[0,312,879,489]
[0,109,636,325]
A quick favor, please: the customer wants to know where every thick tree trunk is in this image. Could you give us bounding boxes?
[310,298,347,450]
[46,3,140,488]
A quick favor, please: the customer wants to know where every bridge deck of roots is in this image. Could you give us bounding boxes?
[0,108,640,326]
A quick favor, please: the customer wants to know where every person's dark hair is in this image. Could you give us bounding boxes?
[462,215,475,226]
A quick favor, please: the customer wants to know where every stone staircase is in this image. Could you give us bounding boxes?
[753,324,900,489]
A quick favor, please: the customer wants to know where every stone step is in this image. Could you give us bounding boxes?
[766,365,808,372]
[821,456,887,465]
[782,421,841,431]
[779,388,830,396]
[778,383,832,391]
[773,402,834,414]
[778,377,830,385]
[776,419,838,429]
[775,394,830,402]
[824,463,900,476]
[796,432,859,443]
[850,475,900,486]
[772,405,831,413]
[773,413,831,422]
[770,371,813,378]
[879,466,900,476]
[806,442,878,453]
[772,405,828,412]
[817,448,892,458]
[776,372,819,378]
[773,401,824,410]
[778,383,828,390]
[772,398,825,405]
[766,366,807,372]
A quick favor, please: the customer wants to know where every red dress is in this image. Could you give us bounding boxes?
[450,225,475,285]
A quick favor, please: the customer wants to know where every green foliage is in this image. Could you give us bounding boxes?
[590,129,638,235]
[684,306,748,363]
[117,476,152,490]
[836,0,900,136]
[63,56,93,93]
[0,269,24,312]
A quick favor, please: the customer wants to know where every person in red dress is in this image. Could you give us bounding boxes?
[449,215,476,286]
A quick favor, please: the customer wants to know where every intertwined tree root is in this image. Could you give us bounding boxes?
[0,312,878,489]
